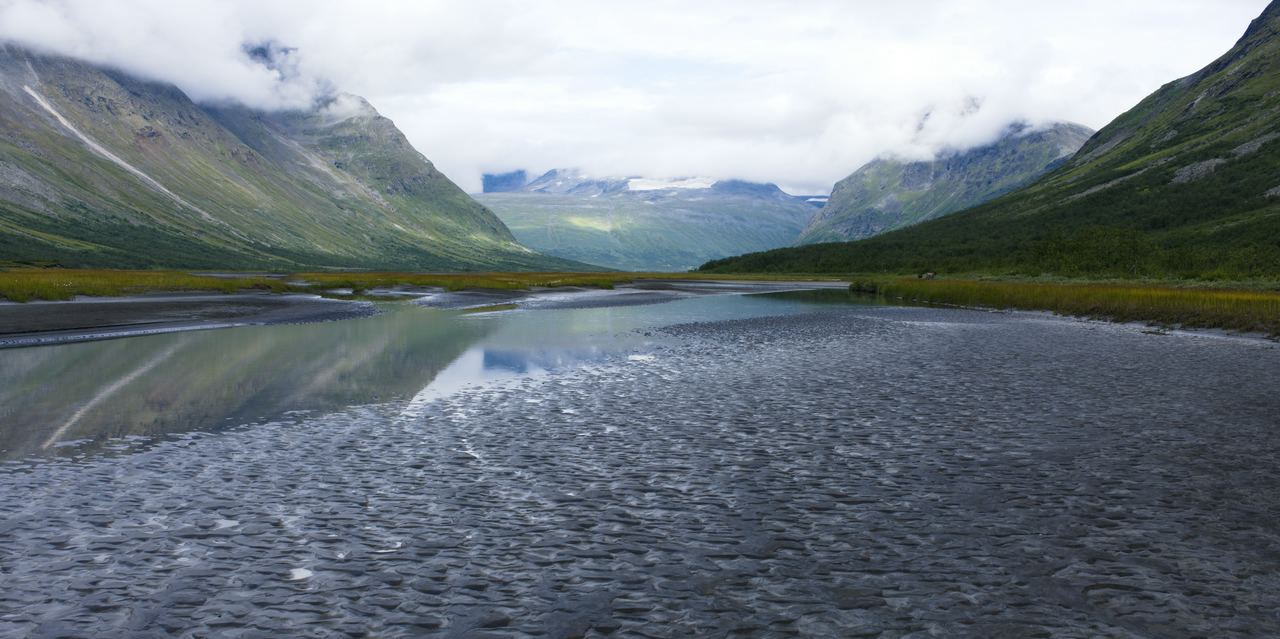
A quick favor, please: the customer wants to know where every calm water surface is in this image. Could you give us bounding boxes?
[0,289,871,460]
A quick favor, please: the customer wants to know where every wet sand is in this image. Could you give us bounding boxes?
[0,280,847,347]
[0,292,379,348]
[2,306,1278,637]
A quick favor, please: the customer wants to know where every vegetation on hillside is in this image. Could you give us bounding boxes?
[0,46,583,272]
[477,178,814,272]
[701,222,1280,281]
[798,122,1093,244]
[702,2,1280,280]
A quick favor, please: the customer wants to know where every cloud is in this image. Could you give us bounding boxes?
[0,0,319,109]
[0,0,1272,193]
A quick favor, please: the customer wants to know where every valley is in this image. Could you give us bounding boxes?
[2,3,1279,638]
[475,170,819,272]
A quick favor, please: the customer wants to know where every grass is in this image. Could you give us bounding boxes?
[857,277,1280,337]
[0,269,292,303]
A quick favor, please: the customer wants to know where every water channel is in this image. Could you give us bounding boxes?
[1,289,1278,638]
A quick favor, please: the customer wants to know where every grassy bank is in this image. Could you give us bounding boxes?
[0,270,292,303]
[855,277,1280,337]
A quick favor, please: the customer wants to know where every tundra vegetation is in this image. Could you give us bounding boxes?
[701,4,1280,283]
[475,171,816,272]
[851,276,1280,337]
[0,269,292,303]
[797,122,1095,245]
[0,46,586,273]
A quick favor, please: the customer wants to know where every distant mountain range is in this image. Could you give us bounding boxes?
[12,0,1274,281]
[701,0,1280,278]
[474,169,821,272]
[797,122,1094,245]
[0,45,585,271]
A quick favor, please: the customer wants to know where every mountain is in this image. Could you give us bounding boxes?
[482,170,529,193]
[796,122,1094,245]
[0,44,585,271]
[700,1,1280,278]
[474,169,819,272]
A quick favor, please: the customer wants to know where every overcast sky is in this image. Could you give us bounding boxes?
[0,0,1272,194]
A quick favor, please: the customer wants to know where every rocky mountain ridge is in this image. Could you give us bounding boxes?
[699,0,1280,277]
[0,45,582,271]
[796,122,1095,245]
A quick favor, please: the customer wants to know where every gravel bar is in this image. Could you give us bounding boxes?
[1,306,1278,638]
[0,292,378,348]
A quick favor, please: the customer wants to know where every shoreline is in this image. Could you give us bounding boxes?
[409,278,850,311]
[0,291,378,348]
[0,279,849,348]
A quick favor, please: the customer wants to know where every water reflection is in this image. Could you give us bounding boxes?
[0,288,873,460]
[0,307,490,459]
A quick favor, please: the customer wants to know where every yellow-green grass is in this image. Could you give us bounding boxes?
[0,270,292,303]
[864,278,1280,336]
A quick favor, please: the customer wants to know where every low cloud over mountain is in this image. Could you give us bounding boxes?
[0,1,1268,194]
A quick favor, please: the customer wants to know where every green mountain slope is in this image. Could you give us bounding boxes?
[0,45,584,271]
[797,122,1094,245]
[701,1,1280,277]
[476,169,817,272]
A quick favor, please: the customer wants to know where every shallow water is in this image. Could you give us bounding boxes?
[2,297,1279,638]
[0,289,873,460]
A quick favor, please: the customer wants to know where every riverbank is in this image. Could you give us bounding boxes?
[852,277,1280,338]
[0,291,379,348]
[411,278,849,311]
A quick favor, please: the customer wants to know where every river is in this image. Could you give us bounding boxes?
[1,290,1278,638]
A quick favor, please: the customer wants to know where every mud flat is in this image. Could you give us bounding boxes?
[0,292,378,348]
[1,305,1278,637]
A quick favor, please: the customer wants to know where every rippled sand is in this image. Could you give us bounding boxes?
[2,306,1278,638]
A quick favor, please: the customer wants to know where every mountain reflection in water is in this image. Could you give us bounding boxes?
[0,289,871,460]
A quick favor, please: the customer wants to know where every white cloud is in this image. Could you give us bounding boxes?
[0,0,1271,194]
